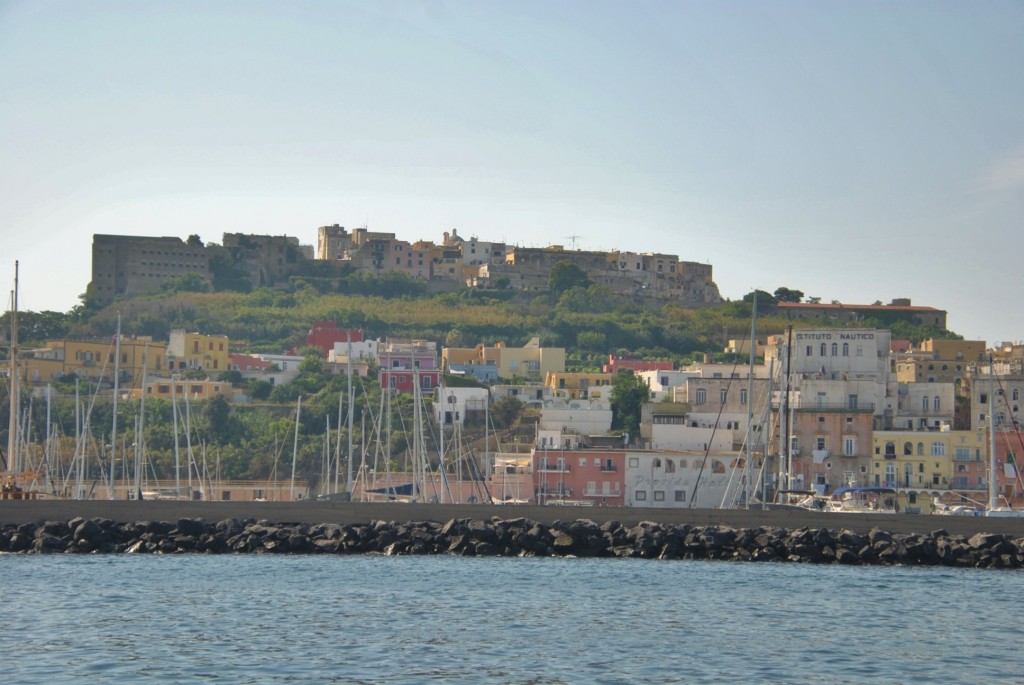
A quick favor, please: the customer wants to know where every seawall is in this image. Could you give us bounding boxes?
[4,501,1024,568]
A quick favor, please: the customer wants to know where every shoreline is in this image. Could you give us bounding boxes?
[4,500,1024,537]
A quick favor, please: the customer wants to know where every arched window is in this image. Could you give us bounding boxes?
[831,343,838,356]
[917,442,924,456]
[665,459,676,473]
[933,396,940,411]
[903,442,913,455]
[842,343,849,356]
[885,442,896,457]
[820,343,827,356]
[922,396,929,411]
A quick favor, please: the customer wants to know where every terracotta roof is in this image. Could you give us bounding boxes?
[775,302,945,312]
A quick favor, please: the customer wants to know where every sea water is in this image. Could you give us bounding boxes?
[3,554,1022,684]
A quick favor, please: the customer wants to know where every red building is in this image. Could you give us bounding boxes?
[532,449,625,506]
[229,353,272,373]
[302,321,364,355]
[602,354,673,374]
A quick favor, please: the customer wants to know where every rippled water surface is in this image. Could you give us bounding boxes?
[5,554,1023,684]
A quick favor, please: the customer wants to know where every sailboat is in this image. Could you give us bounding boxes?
[2,261,41,500]
[984,356,1024,517]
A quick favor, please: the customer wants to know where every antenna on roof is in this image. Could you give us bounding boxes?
[564,234,583,250]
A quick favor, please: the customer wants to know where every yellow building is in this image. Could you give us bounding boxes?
[134,378,233,402]
[893,339,986,385]
[23,337,168,385]
[167,330,230,374]
[442,338,565,380]
[543,371,614,400]
[871,429,986,509]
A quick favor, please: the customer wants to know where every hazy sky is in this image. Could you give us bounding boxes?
[2,1,1022,344]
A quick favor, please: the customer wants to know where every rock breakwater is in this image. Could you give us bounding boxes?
[3,516,1024,568]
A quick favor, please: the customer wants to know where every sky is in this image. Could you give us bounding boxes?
[1,1,1022,345]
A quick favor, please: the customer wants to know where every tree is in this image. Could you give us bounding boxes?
[773,287,804,303]
[203,394,233,444]
[610,369,649,438]
[491,396,525,429]
[186,234,204,247]
[548,260,591,296]
[742,289,777,305]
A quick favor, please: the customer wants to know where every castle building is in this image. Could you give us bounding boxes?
[90,234,210,304]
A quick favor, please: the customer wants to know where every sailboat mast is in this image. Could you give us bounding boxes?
[7,261,19,475]
[290,395,301,501]
[743,293,757,507]
[346,334,354,496]
[109,313,121,499]
[988,356,998,511]
[135,344,148,500]
[172,377,180,499]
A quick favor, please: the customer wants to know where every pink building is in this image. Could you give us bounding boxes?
[378,340,441,394]
[602,354,673,374]
[532,449,625,506]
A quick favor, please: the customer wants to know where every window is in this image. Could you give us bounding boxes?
[695,388,707,404]
[933,396,940,411]
[842,343,849,356]
[831,343,838,356]
[635,490,647,501]
[930,442,945,456]
[847,394,858,409]
[980,393,988,405]
[740,389,747,404]
[816,437,826,450]
[885,442,896,457]
[628,457,639,467]
[806,345,813,356]
[845,437,856,456]
[820,343,827,356]
[675,490,686,502]
[903,442,913,456]
[1014,389,1020,401]
[665,459,675,473]
[917,442,924,456]
[720,388,728,403]
[922,396,929,412]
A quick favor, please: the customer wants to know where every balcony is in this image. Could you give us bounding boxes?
[584,486,622,497]
[537,462,570,473]
[781,402,876,413]
[600,465,618,473]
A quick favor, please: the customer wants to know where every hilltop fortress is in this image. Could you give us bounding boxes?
[89,226,723,306]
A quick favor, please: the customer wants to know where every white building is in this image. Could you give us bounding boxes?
[328,339,379,364]
[538,397,613,445]
[623,450,748,509]
[433,387,489,427]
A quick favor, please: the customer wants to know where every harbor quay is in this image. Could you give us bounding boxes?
[5,499,1024,538]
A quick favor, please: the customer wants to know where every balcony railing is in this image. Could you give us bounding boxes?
[537,462,570,473]
[600,465,617,472]
[776,401,875,413]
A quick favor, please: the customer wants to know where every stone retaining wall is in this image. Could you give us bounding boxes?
[3,516,1022,569]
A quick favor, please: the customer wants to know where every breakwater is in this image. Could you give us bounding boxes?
[3,515,1023,568]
